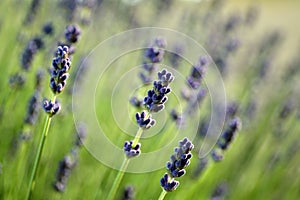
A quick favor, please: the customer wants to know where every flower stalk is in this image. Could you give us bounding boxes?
[106,69,174,200]
[26,114,52,200]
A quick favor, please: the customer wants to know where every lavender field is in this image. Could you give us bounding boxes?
[0,0,300,199]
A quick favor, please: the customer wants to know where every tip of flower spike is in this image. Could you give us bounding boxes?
[154,37,167,48]
[229,117,242,131]
[211,149,224,162]
[42,99,61,117]
[124,140,141,158]
[199,55,209,66]
[136,111,156,129]
[160,173,180,192]
[65,24,81,43]
[157,69,174,86]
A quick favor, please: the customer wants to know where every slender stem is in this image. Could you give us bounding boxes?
[132,127,143,147]
[106,158,130,200]
[25,114,52,200]
[158,190,167,200]
[105,113,146,199]
[52,95,57,103]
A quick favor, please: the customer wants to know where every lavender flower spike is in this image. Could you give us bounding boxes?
[42,99,61,117]
[160,137,194,192]
[124,140,141,158]
[136,111,156,129]
[143,69,174,113]
[211,117,242,162]
[158,69,174,86]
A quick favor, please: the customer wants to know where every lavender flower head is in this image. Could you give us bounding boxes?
[211,117,242,162]
[42,22,54,35]
[122,185,135,200]
[43,99,61,117]
[124,141,141,158]
[35,69,45,91]
[50,46,71,94]
[24,92,40,125]
[65,24,81,43]
[125,69,174,158]
[145,37,167,63]
[54,154,77,192]
[143,69,174,112]
[170,109,182,125]
[21,37,44,71]
[136,111,156,129]
[160,137,194,192]
[139,37,167,84]
[75,122,87,147]
[160,173,179,192]
[187,56,209,89]
[166,138,194,178]
[9,73,26,88]
[217,117,241,150]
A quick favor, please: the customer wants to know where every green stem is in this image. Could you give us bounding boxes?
[105,114,146,199]
[25,114,52,200]
[132,127,143,147]
[106,158,130,200]
[158,190,167,200]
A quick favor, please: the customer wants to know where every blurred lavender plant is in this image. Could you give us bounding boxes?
[168,56,209,128]
[58,0,96,25]
[65,24,81,44]
[8,69,45,156]
[53,123,87,192]
[170,109,183,126]
[245,30,281,82]
[283,48,300,82]
[24,92,41,127]
[204,9,247,75]
[187,56,208,90]
[139,37,167,84]
[21,37,44,71]
[244,6,259,26]
[24,0,41,25]
[122,185,135,200]
[159,138,194,199]
[225,101,239,121]
[58,0,78,22]
[211,182,228,200]
[9,22,53,91]
[168,44,184,69]
[54,153,77,192]
[76,0,96,25]
[8,73,26,89]
[174,56,209,124]
[23,70,45,129]
[211,117,242,162]
[42,22,54,36]
[197,117,209,138]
